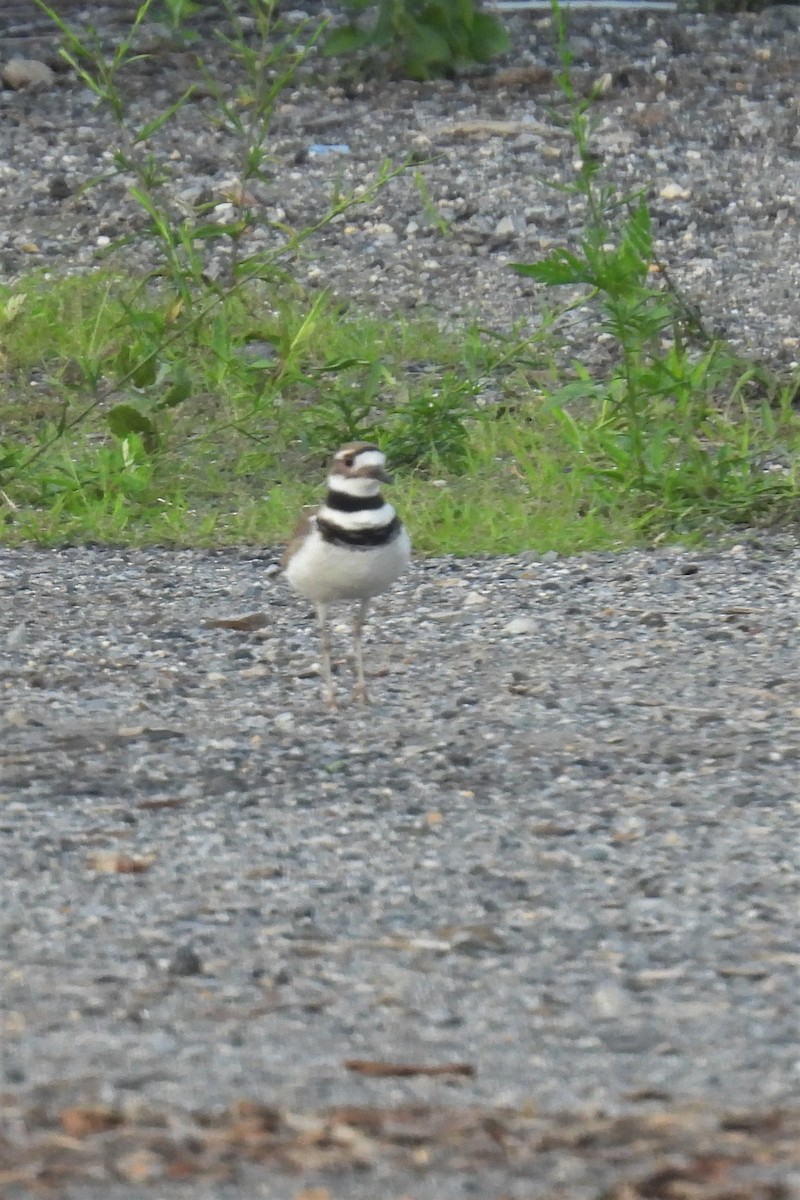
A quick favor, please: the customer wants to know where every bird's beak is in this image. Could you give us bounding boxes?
[375,466,393,484]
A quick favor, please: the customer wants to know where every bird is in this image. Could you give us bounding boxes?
[282,442,410,707]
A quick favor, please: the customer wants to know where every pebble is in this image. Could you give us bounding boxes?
[659,181,692,201]
[2,58,55,90]
[494,215,518,238]
[463,591,488,608]
[167,946,204,976]
[48,175,71,200]
[503,616,538,635]
[372,222,397,243]
[115,1149,164,1183]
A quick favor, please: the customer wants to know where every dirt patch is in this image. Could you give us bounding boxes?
[2,1095,799,1196]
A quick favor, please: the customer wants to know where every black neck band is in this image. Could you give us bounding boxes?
[324,489,385,513]
[317,515,401,548]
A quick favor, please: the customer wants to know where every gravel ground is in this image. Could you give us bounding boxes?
[3,3,800,1196]
[1,538,800,1196]
[2,4,800,367]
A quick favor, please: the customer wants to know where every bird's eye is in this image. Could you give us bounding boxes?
[343,455,355,467]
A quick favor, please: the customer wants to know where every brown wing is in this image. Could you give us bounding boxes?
[280,506,317,570]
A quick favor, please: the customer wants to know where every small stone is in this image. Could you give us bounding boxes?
[592,983,629,1017]
[168,945,203,976]
[115,1149,163,1183]
[494,215,519,238]
[3,58,55,90]
[659,181,691,201]
[463,591,488,608]
[451,926,509,956]
[5,624,25,648]
[372,222,397,243]
[503,617,537,635]
[48,175,71,200]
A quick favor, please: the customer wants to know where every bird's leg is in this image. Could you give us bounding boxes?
[352,599,370,702]
[316,603,337,708]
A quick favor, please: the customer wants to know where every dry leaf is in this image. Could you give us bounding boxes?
[205,612,268,631]
[437,119,533,139]
[344,1060,475,1078]
[3,1097,798,1195]
[60,1106,123,1137]
[477,66,553,89]
[137,797,188,811]
[88,852,155,874]
[115,1148,164,1183]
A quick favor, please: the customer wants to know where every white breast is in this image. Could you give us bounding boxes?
[286,524,411,605]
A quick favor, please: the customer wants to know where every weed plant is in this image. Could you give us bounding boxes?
[509,0,799,533]
[38,0,334,301]
[324,0,510,81]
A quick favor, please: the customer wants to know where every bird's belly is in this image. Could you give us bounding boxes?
[286,528,411,604]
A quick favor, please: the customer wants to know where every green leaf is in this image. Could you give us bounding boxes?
[401,20,454,77]
[191,222,235,241]
[316,356,372,373]
[422,0,460,38]
[134,84,196,143]
[131,355,158,388]
[468,11,510,62]
[242,358,276,371]
[112,344,160,388]
[547,379,605,410]
[107,404,156,440]
[323,26,370,57]
[156,369,193,410]
[624,197,653,261]
[454,0,476,29]
[1,292,26,324]
[511,249,590,287]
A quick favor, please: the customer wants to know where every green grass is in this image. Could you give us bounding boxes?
[1,269,797,555]
[0,271,624,552]
[1,0,798,556]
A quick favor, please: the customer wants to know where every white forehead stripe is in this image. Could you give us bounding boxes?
[351,449,385,468]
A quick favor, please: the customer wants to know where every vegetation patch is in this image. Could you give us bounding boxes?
[1,0,797,553]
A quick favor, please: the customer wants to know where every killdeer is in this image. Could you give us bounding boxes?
[283,442,410,706]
